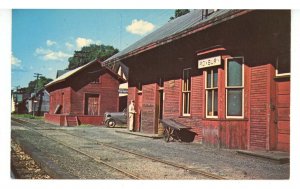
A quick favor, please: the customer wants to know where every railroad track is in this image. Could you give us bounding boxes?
[12,118,141,179]
[11,117,226,180]
[11,140,51,179]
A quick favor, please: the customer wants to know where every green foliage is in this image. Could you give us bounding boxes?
[12,114,43,120]
[67,44,119,70]
[26,76,53,94]
[170,9,190,20]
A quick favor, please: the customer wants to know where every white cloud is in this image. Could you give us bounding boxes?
[35,47,71,61]
[46,40,57,46]
[76,37,101,49]
[126,19,155,35]
[65,42,74,50]
[11,54,21,67]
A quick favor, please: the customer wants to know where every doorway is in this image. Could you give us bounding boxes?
[157,90,164,135]
[274,78,290,152]
[84,93,99,116]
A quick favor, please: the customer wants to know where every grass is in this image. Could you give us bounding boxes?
[12,114,44,120]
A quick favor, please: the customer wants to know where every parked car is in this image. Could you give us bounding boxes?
[104,108,127,127]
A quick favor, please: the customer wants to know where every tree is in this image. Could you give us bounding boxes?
[26,76,53,94]
[67,44,119,70]
[170,9,190,20]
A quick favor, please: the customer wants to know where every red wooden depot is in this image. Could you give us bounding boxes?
[104,10,290,152]
[44,59,126,126]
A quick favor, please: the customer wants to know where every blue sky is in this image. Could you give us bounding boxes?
[11,9,174,89]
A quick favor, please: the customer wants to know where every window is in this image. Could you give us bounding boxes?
[182,68,191,116]
[226,57,244,118]
[276,53,290,76]
[205,68,218,117]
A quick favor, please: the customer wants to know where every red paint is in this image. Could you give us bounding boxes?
[117,10,290,152]
[275,79,290,152]
[45,62,123,126]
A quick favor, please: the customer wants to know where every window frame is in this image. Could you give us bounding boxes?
[205,68,218,118]
[225,57,244,119]
[182,68,192,116]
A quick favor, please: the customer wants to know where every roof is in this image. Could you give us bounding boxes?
[56,70,70,78]
[45,59,101,88]
[104,9,251,66]
[28,88,49,100]
[45,59,127,89]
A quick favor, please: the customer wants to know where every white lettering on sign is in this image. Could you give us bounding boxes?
[198,56,221,69]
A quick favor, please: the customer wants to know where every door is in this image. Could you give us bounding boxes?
[275,78,290,152]
[136,93,143,132]
[85,94,99,116]
[157,90,164,135]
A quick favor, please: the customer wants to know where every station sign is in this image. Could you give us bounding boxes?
[118,89,128,94]
[198,56,221,69]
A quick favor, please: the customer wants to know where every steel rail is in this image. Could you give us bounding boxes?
[12,117,226,179]
[11,118,143,180]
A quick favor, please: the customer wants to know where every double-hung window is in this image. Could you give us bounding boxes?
[206,68,218,117]
[226,57,244,118]
[182,68,191,116]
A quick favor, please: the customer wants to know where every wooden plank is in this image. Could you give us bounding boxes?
[276,94,290,108]
[277,108,290,120]
[277,121,290,134]
[278,133,290,144]
[277,81,290,95]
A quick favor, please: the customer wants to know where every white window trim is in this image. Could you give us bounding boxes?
[275,56,290,77]
[205,70,218,118]
[182,68,191,116]
[225,57,244,119]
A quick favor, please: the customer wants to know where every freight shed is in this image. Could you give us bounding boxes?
[45,59,126,126]
[104,10,290,152]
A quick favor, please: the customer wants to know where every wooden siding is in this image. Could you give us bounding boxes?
[69,72,119,116]
[49,87,71,114]
[276,79,290,151]
[163,79,181,118]
[141,83,158,134]
[249,65,268,149]
[122,11,290,151]
[46,67,120,126]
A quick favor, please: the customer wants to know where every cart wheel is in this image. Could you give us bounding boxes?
[106,119,116,128]
[163,129,170,142]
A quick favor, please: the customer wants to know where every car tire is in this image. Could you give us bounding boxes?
[107,119,116,128]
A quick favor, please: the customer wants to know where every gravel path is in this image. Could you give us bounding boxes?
[11,117,289,179]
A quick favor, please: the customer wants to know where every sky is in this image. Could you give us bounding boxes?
[11,9,174,89]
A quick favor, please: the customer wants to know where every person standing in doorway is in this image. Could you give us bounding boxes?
[128,100,136,132]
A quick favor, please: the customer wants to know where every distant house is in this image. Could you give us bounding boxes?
[44,59,126,126]
[11,91,30,114]
[11,91,15,113]
[104,10,290,152]
[26,88,50,116]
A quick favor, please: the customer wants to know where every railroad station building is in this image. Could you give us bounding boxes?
[44,59,126,126]
[104,10,290,152]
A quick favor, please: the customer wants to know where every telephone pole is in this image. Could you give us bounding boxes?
[32,73,42,116]
[34,73,42,93]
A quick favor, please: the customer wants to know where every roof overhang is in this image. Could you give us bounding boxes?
[45,59,102,88]
[104,10,252,66]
